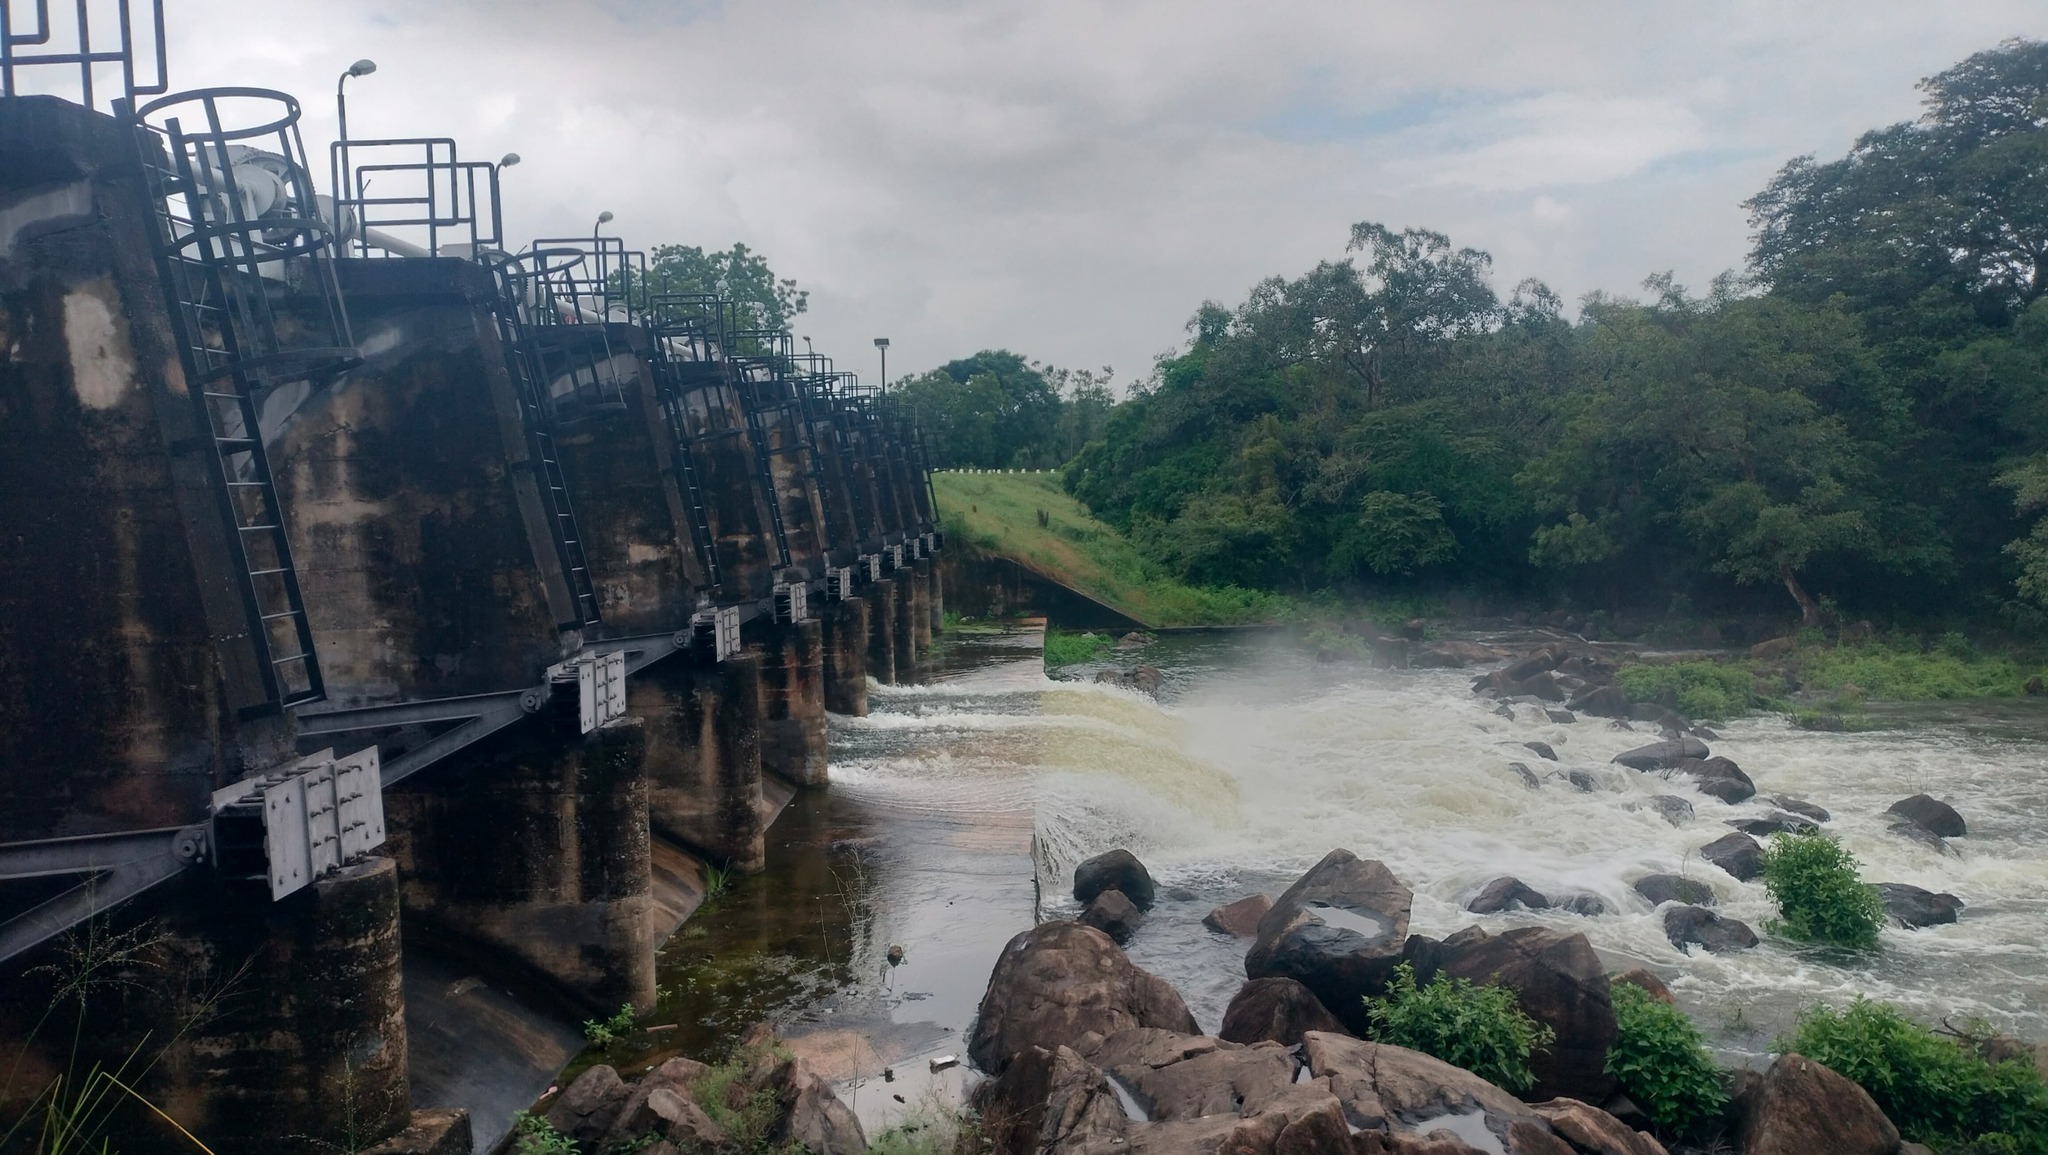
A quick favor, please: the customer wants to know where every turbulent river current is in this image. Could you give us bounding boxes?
[655,624,2048,1133]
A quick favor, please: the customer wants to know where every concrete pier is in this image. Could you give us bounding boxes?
[894,567,919,672]
[759,621,828,787]
[868,578,899,685]
[927,560,946,638]
[821,596,870,717]
[634,653,769,871]
[911,559,935,654]
[382,722,656,1014]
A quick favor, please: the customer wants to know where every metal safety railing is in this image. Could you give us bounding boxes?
[330,135,509,259]
[1,0,167,111]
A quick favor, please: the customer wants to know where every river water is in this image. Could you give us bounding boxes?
[658,624,2048,1131]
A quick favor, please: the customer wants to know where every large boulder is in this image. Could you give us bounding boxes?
[1437,927,1618,1104]
[1087,1028,1296,1122]
[1887,794,1966,838]
[1074,849,1157,909]
[1528,1098,1668,1155]
[1632,874,1714,907]
[1612,738,1710,770]
[1700,831,1764,881]
[768,1052,869,1153]
[967,920,1198,1073]
[967,1043,1130,1155]
[1468,876,1552,914]
[1079,889,1143,944]
[546,1065,630,1146]
[1204,893,1273,938]
[1675,756,1756,804]
[1245,850,1414,1035]
[1567,684,1631,718]
[1737,1053,1900,1155]
[1663,905,1758,954]
[1875,883,1963,929]
[1218,977,1348,1047]
[1767,795,1832,823]
[1886,819,1959,857]
[1643,795,1694,826]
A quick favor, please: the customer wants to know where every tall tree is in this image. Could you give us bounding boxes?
[638,242,809,332]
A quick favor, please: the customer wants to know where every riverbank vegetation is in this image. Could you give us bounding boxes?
[934,470,1288,626]
[913,40,2048,653]
[1787,1000,2048,1153]
[1759,833,1886,949]
[1362,962,1553,1095]
[1605,983,1728,1138]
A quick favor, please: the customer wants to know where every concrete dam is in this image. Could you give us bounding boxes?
[0,8,943,1151]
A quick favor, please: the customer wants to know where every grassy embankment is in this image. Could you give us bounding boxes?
[1618,631,2048,726]
[933,470,1289,628]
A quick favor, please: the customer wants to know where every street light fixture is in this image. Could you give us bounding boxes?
[334,59,378,245]
[874,337,890,390]
[499,153,521,168]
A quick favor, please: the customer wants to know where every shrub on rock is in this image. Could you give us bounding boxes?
[1362,962,1555,1096]
[1760,833,1884,948]
[1786,998,2048,1152]
[1604,982,1728,1136]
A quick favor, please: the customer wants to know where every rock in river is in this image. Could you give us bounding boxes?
[1701,831,1765,881]
[1468,876,1551,914]
[1612,737,1710,770]
[1664,905,1758,954]
[1644,795,1694,826]
[1887,794,1966,838]
[1244,849,1413,1035]
[1073,848,1156,910]
[1726,810,1820,837]
[1438,926,1619,1104]
[1875,882,1963,929]
[1203,893,1272,938]
[1673,755,1756,804]
[1079,889,1143,944]
[967,920,1197,1073]
[1632,874,1714,907]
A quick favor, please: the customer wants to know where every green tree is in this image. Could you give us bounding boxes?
[893,350,1067,468]
[639,241,808,332]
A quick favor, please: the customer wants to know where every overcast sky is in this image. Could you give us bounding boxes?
[154,1,2048,387]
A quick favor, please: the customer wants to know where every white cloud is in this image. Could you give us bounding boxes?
[134,0,2048,381]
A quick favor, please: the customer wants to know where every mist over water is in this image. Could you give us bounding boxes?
[798,624,2047,1130]
[1021,633,2048,1057]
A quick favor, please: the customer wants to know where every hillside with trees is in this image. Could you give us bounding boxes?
[1024,38,2048,629]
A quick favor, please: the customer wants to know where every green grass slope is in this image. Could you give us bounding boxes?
[933,471,1288,627]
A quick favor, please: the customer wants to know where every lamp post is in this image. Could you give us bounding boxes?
[874,337,890,391]
[334,59,377,248]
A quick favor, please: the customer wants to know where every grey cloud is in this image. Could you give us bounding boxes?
[165,0,2046,382]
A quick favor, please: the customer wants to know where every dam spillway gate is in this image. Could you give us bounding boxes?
[0,7,945,1150]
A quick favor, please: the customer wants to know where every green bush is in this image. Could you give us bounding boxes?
[1364,962,1555,1094]
[1044,629,1115,667]
[582,1002,635,1048]
[1604,983,1728,1136]
[1787,999,2048,1152]
[1615,661,1759,721]
[1759,833,1884,949]
[510,1110,578,1154]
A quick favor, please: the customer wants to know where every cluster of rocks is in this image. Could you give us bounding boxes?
[968,847,1920,1154]
[1074,849,1156,944]
[1452,648,1973,945]
[542,1024,865,1154]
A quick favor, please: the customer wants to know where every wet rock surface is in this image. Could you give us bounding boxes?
[1218,977,1349,1046]
[1700,831,1765,881]
[1245,849,1415,1034]
[1663,905,1758,954]
[1631,873,1713,907]
[967,920,1198,1073]
[1204,893,1274,938]
[1079,889,1144,944]
[1887,793,1966,838]
[1875,882,1964,928]
[1436,926,1619,1104]
[1468,876,1552,914]
[1738,1053,1899,1155]
[1074,848,1157,910]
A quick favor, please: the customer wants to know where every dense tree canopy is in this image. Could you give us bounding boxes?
[1050,39,2048,625]
[639,242,809,332]
[893,351,1115,469]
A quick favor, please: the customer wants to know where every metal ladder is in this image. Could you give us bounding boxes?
[651,360,725,588]
[487,269,602,629]
[134,117,325,708]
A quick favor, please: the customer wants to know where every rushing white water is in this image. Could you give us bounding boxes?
[1028,635,2048,1058]
[820,627,2048,1089]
